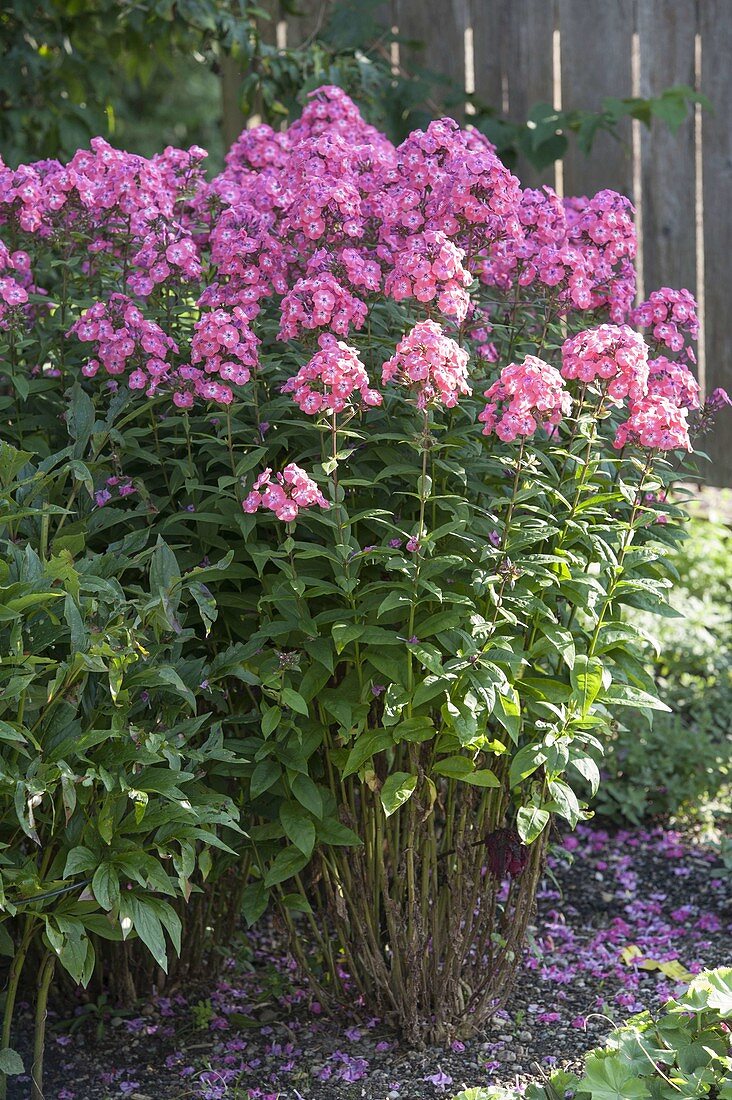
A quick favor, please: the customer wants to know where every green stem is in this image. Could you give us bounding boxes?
[0,918,35,1100]
[30,953,56,1100]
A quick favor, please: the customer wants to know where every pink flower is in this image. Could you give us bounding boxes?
[561,324,649,403]
[382,319,470,409]
[243,464,329,522]
[646,355,700,409]
[479,354,571,441]
[282,333,381,415]
[613,393,691,451]
[384,230,472,321]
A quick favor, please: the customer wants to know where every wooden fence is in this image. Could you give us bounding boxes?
[269,0,731,484]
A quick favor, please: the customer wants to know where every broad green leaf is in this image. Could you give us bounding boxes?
[341,729,392,779]
[380,772,417,817]
[317,819,362,847]
[571,655,604,716]
[517,806,550,844]
[0,1048,24,1076]
[264,846,310,888]
[250,759,281,800]
[279,802,316,856]
[580,1051,651,1100]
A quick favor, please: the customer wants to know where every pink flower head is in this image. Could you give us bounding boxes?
[646,356,700,410]
[278,273,367,341]
[281,333,382,415]
[479,355,571,442]
[243,464,329,522]
[191,303,260,392]
[613,394,691,451]
[381,319,470,410]
[561,324,649,403]
[384,230,472,321]
[631,287,698,362]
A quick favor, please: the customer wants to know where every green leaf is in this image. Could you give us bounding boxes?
[600,684,672,712]
[332,622,363,654]
[280,687,309,716]
[509,743,547,788]
[279,802,316,856]
[433,755,472,780]
[241,881,269,926]
[264,845,310,888]
[63,846,97,877]
[92,862,120,911]
[517,806,550,844]
[261,705,282,738]
[547,779,581,826]
[494,689,521,745]
[464,770,500,788]
[0,1047,24,1076]
[580,1052,651,1100]
[541,624,576,669]
[250,759,281,800]
[130,897,169,973]
[317,818,362,847]
[341,729,392,779]
[290,774,323,819]
[571,655,604,716]
[380,772,417,817]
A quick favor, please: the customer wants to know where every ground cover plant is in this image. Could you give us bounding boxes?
[0,82,729,1091]
[451,967,732,1100]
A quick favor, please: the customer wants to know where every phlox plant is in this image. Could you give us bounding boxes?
[0,440,244,1097]
[0,86,728,1050]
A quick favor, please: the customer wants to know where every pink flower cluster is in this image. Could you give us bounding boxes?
[646,356,700,410]
[278,274,367,341]
[561,325,649,403]
[129,228,201,297]
[614,394,691,452]
[384,230,472,322]
[479,355,572,442]
[481,187,636,322]
[0,243,37,328]
[243,464,330,522]
[380,118,521,248]
[68,294,179,393]
[191,306,260,392]
[381,320,470,410]
[95,475,136,508]
[631,288,698,362]
[281,334,382,416]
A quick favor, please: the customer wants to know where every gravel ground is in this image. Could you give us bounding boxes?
[12,824,731,1100]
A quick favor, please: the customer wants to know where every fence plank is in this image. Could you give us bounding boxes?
[472,0,555,189]
[396,0,468,119]
[558,0,634,199]
[700,0,732,486]
[638,0,696,300]
[286,0,334,47]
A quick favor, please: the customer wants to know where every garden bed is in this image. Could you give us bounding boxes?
[19,822,729,1100]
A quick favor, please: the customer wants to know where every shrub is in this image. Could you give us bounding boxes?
[0,86,728,1053]
[593,517,732,824]
[450,967,732,1100]
[0,439,245,1095]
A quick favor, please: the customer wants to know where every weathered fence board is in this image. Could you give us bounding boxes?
[396,0,468,118]
[557,0,635,199]
[638,0,697,300]
[472,0,555,188]
[700,0,732,486]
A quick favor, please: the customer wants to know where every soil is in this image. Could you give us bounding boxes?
[11,824,731,1100]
